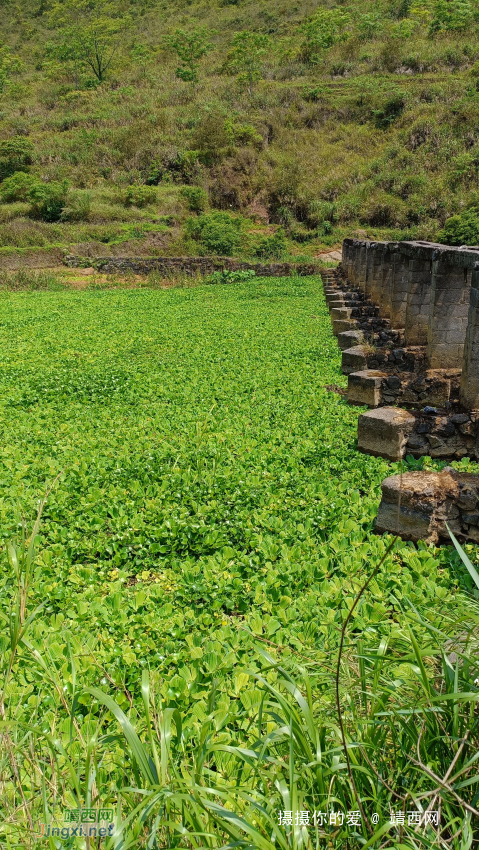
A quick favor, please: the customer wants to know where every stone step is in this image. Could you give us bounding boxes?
[332,318,356,336]
[341,345,369,375]
[337,329,365,350]
[357,407,416,461]
[347,370,387,407]
[330,307,352,321]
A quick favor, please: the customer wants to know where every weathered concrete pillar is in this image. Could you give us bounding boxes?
[460,264,479,409]
[342,238,355,281]
[344,239,362,286]
[389,248,410,330]
[375,469,479,544]
[402,242,437,347]
[338,329,364,350]
[366,242,387,306]
[378,242,398,319]
[357,241,370,292]
[427,249,476,370]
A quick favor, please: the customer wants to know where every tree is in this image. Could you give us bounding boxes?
[48,0,129,84]
[166,28,213,87]
[130,43,153,77]
[300,9,351,64]
[0,45,24,94]
[0,137,34,180]
[429,0,474,33]
[223,31,269,97]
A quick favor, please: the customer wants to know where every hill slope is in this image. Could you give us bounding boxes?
[1,0,479,260]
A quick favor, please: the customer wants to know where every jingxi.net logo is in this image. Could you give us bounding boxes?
[36,807,115,840]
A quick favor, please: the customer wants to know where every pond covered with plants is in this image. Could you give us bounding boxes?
[1,275,477,848]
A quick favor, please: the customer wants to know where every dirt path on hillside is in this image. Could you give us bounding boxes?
[314,249,342,263]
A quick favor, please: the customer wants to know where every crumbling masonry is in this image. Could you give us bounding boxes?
[325,238,479,543]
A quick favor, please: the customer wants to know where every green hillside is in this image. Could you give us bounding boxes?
[2,0,479,261]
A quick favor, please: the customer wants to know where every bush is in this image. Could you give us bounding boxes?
[0,172,70,222]
[449,151,479,187]
[0,137,34,180]
[438,209,479,245]
[224,119,263,150]
[300,9,351,64]
[430,0,475,34]
[180,185,208,212]
[29,180,69,222]
[373,95,405,129]
[190,113,232,165]
[253,227,288,259]
[147,150,201,186]
[289,224,316,243]
[0,171,37,202]
[186,211,243,255]
[61,190,91,222]
[359,190,408,226]
[124,184,157,208]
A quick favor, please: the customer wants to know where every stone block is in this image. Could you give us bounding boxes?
[348,370,387,407]
[358,407,416,461]
[332,319,356,335]
[330,307,352,321]
[337,329,365,351]
[342,346,368,375]
[375,469,479,544]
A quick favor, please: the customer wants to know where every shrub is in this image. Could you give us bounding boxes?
[430,0,475,34]
[289,223,316,243]
[449,151,479,187]
[253,227,288,259]
[0,171,37,202]
[147,150,201,185]
[207,268,256,284]
[180,185,208,212]
[373,95,405,129]
[186,211,243,255]
[29,180,69,222]
[356,12,382,40]
[190,112,232,165]
[438,209,479,245]
[61,189,91,222]
[124,184,157,207]
[224,119,263,150]
[300,9,351,64]
[307,199,337,228]
[302,84,327,102]
[359,190,408,226]
[0,137,34,180]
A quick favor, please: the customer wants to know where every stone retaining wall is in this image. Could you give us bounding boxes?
[63,255,322,278]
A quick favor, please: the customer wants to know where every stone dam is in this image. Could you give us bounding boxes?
[325,238,479,545]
